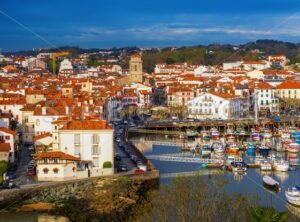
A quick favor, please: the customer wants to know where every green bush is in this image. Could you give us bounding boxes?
[103,161,112,168]
[0,160,8,175]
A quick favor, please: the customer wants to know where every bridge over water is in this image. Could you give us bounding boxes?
[146,153,224,165]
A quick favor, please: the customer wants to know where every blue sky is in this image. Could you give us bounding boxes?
[1,0,300,51]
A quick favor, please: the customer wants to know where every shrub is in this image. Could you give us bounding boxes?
[103,161,112,168]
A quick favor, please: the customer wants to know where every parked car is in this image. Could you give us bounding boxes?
[5,170,15,180]
[3,179,16,189]
[26,168,36,176]
[115,154,122,162]
[28,146,34,151]
[117,164,128,172]
[134,169,145,175]
[137,164,147,172]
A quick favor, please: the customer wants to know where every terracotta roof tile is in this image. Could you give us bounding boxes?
[36,151,79,161]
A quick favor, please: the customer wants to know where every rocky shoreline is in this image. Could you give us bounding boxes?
[11,175,158,222]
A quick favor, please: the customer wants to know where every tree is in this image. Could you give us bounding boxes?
[134,175,289,222]
[0,160,8,183]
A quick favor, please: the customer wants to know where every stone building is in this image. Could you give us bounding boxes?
[117,54,143,86]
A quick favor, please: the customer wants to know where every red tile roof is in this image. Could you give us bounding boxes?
[36,151,79,161]
[277,81,300,89]
[256,82,273,90]
[60,120,112,130]
[0,127,17,135]
[33,133,52,142]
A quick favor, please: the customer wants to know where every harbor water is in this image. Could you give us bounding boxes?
[130,133,300,218]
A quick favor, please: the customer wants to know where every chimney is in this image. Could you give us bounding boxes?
[42,107,46,115]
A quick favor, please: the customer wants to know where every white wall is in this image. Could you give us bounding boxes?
[59,130,114,170]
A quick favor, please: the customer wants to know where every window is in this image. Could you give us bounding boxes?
[92,134,99,144]
[261,101,264,105]
[266,101,269,105]
[66,89,70,93]
[92,146,99,155]
[53,168,59,174]
[74,134,80,144]
[43,168,49,174]
[5,136,10,140]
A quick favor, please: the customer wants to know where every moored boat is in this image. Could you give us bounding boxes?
[211,128,220,140]
[273,160,289,172]
[263,175,280,192]
[285,187,300,206]
[201,144,211,157]
[260,160,272,171]
[287,143,300,153]
[230,160,247,173]
[251,132,261,141]
[186,129,198,138]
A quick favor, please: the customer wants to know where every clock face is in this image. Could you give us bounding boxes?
[36,119,40,126]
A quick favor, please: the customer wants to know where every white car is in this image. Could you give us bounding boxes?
[28,146,34,151]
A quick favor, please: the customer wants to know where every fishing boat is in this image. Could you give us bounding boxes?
[226,143,239,155]
[255,155,265,164]
[235,127,246,136]
[273,160,289,172]
[263,175,280,192]
[287,143,300,153]
[201,144,211,157]
[259,145,271,156]
[212,141,224,154]
[281,131,291,141]
[285,187,300,206]
[226,129,235,141]
[186,129,198,138]
[226,155,237,164]
[260,160,272,171]
[230,160,247,173]
[251,132,261,141]
[281,139,292,152]
[211,128,220,140]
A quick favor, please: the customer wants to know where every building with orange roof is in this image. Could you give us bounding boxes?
[276,81,300,100]
[55,119,114,175]
[36,151,79,181]
[0,127,18,163]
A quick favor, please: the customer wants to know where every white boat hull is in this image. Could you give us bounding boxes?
[274,165,289,172]
[286,192,300,206]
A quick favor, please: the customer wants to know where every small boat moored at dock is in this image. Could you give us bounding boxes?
[287,143,300,153]
[260,160,272,171]
[230,160,247,173]
[273,160,289,172]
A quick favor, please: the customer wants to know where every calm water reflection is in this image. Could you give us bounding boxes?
[131,134,300,213]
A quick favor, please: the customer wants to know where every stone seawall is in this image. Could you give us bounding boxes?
[0,171,159,211]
